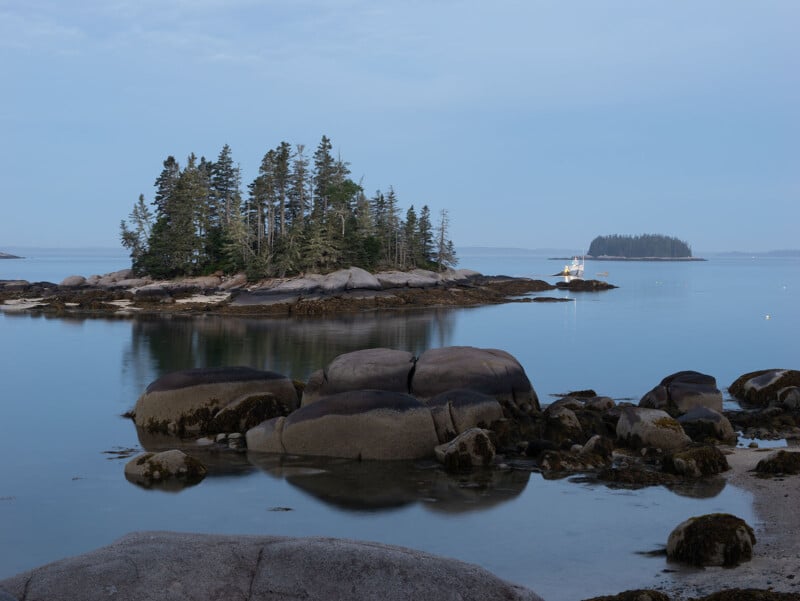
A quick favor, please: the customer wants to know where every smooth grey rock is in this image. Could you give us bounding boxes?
[616,406,692,450]
[639,370,722,415]
[677,406,736,443]
[779,386,800,410]
[375,270,440,289]
[0,531,543,601]
[276,390,439,460]
[134,366,299,436]
[434,428,496,470]
[542,405,583,444]
[59,275,86,287]
[246,416,286,453]
[301,348,415,405]
[412,346,540,413]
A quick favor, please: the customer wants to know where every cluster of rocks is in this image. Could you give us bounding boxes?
[0,266,616,316]
[126,349,800,490]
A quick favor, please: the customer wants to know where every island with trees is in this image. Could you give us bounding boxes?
[120,136,457,279]
[587,234,701,260]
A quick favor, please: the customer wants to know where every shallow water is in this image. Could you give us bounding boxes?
[1,252,797,599]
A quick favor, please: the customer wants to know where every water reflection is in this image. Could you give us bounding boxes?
[124,309,457,382]
[248,454,531,513]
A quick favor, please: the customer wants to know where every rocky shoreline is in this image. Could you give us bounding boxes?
[0,266,617,318]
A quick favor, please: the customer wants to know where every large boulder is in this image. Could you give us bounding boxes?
[134,366,299,437]
[412,346,539,413]
[616,407,692,450]
[639,371,722,415]
[302,348,415,405]
[376,270,441,289]
[248,390,440,460]
[59,275,86,287]
[123,449,207,489]
[320,266,381,293]
[729,369,800,405]
[667,513,756,567]
[0,531,544,601]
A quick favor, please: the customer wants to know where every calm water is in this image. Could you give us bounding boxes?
[1,251,798,600]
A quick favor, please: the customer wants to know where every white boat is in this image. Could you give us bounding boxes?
[561,256,585,279]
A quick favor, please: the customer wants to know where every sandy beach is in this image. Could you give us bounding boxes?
[653,446,800,599]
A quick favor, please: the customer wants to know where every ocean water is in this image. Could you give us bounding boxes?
[1,250,798,600]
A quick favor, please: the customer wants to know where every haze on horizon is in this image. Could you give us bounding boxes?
[1,1,797,254]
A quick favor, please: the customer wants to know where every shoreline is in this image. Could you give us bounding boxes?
[655,446,800,600]
[0,268,616,318]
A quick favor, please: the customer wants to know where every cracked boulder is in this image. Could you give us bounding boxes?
[0,531,544,601]
[639,371,722,415]
[412,346,539,414]
[134,366,299,437]
[426,389,505,443]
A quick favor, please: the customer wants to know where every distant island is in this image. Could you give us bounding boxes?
[586,234,697,260]
[0,251,22,259]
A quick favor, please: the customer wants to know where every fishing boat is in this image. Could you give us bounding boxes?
[561,256,585,279]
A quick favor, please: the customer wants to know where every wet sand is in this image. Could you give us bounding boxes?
[655,446,800,600]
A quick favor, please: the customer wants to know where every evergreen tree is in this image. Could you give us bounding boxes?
[120,194,153,273]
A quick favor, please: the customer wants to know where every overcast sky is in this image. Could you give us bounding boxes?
[1,1,797,253]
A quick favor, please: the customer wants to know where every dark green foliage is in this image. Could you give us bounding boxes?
[120,137,457,278]
[588,234,692,258]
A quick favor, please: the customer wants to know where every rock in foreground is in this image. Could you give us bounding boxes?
[0,531,543,601]
[667,513,756,567]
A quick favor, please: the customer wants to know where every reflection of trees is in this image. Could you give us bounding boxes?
[124,309,457,382]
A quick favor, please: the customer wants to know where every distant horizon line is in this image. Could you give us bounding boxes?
[3,243,799,257]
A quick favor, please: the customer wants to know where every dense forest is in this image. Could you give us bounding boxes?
[120,137,456,278]
[587,234,692,258]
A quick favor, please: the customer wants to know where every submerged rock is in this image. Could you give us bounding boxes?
[124,449,207,489]
[667,513,756,567]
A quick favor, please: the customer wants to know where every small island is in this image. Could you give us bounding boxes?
[0,251,22,259]
[586,233,704,261]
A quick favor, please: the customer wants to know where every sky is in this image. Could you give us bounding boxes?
[1,0,798,253]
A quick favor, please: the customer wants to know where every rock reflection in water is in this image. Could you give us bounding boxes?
[124,309,457,382]
[247,453,531,513]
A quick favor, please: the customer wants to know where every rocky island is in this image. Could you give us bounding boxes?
[0,251,22,259]
[0,266,617,317]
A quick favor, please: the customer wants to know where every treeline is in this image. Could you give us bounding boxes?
[588,234,692,258]
[120,136,456,278]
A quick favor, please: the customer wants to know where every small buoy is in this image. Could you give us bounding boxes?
[765,314,771,320]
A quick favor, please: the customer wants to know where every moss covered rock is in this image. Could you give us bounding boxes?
[662,444,730,478]
[124,449,207,489]
[666,513,755,567]
[755,450,800,475]
[581,591,671,601]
